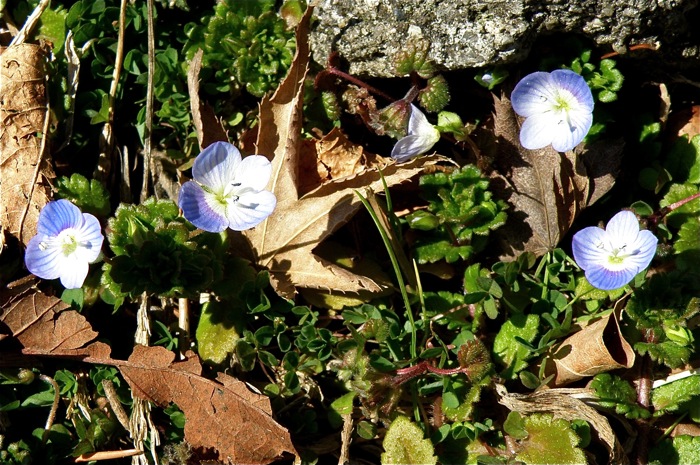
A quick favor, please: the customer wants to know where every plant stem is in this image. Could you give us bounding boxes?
[649,191,700,226]
[327,66,395,101]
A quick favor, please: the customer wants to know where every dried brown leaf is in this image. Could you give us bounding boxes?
[488,94,590,259]
[187,48,228,150]
[0,283,98,354]
[244,7,441,298]
[119,345,297,465]
[0,43,53,246]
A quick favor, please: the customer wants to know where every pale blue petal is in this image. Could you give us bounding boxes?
[518,112,559,150]
[58,259,89,289]
[192,141,241,192]
[178,181,228,232]
[623,229,658,271]
[407,104,432,135]
[585,265,636,291]
[233,155,272,191]
[550,69,594,112]
[227,191,277,231]
[25,235,62,280]
[37,199,82,237]
[550,107,592,152]
[73,213,104,263]
[605,211,640,248]
[392,135,432,162]
[572,226,609,270]
[511,72,559,117]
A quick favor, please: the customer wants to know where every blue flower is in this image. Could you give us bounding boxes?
[572,211,657,291]
[24,199,104,289]
[178,141,277,232]
[511,69,594,152]
[391,104,440,163]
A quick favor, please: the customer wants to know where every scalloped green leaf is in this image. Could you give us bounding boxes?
[493,313,539,379]
[590,373,650,419]
[650,435,700,465]
[652,375,700,413]
[515,414,585,465]
[381,416,437,465]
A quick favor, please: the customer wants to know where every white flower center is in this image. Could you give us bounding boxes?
[540,88,580,133]
[40,229,93,256]
[596,241,641,267]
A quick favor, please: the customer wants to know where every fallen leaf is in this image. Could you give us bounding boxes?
[119,345,297,465]
[487,94,590,258]
[0,281,98,355]
[187,48,228,151]
[244,7,441,298]
[0,43,54,246]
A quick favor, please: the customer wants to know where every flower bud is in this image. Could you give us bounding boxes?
[418,75,450,113]
[394,38,435,79]
[377,99,411,139]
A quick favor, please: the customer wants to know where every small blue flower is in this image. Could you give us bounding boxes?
[178,141,277,232]
[511,69,594,152]
[572,211,657,291]
[24,199,104,289]
[391,104,441,163]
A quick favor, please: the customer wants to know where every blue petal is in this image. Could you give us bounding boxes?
[511,72,559,118]
[572,226,609,271]
[550,69,594,112]
[233,155,273,191]
[178,181,228,232]
[585,264,636,291]
[227,191,277,231]
[25,235,62,280]
[192,141,241,192]
[37,199,82,237]
[58,258,89,289]
[518,112,559,150]
[624,229,658,271]
[605,211,640,248]
[74,213,105,263]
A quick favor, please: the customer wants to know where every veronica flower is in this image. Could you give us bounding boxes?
[572,211,657,291]
[24,199,104,289]
[178,141,276,232]
[391,104,440,163]
[511,69,594,152]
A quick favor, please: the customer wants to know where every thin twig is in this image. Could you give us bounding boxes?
[94,0,128,182]
[75,449,143,462]
[38,374,59,445]
[338,414,353,465]
[140,0,156,202]
[9,0,50,46]
[101,379,130,431]
[178,298,189,359]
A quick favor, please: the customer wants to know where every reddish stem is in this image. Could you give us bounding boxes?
[649,191,700,226]
[392,360,466,385]
[326,67,395,101]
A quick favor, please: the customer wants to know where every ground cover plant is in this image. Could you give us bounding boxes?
[3,1,700,464]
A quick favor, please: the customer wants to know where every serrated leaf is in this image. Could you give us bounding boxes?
[635,340,691,369]
[493,313,539,379]
[675,217,700,270]
[381,416,437,465]
[650,435,700,465]
[589,373,650,419]
[652,375,700,413]
[515,414,585,465]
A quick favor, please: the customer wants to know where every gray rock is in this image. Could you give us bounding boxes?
[311,0,699,77]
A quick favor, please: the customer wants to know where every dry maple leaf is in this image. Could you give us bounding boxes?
[0,43,54,247]
[243,7,441,298]
[119,345,297,465]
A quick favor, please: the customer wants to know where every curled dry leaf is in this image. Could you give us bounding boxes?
[0,43,53,247]
[119,345,297,465]
[244,5,441,298]
[541,311,635,386]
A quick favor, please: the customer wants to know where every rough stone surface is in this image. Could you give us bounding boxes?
[311,0,700,77]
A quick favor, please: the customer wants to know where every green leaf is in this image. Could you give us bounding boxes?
[515,414,585,465]
[492,313,539,379]
[328,392,356,429]
[589,373,650,419]
[635,340,691,369]
[55,173,111,218]
[650,435,700,465]
[652,375,700,413]
[196,300,244,365]
[381,416,437,465]
[503,411,528,440]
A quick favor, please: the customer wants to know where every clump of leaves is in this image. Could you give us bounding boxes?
[590,373,650,419]
[570,50,624,103]
[101,198,222,305]
[184,0,296,99]
[406,165,507,264]
[55,173,110,218]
